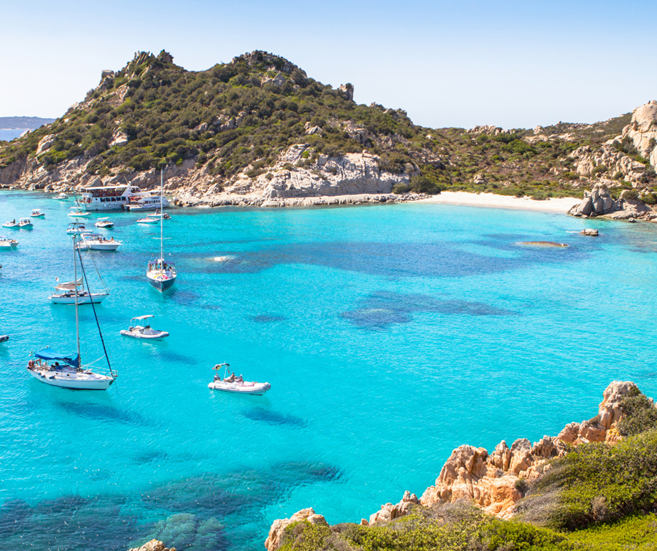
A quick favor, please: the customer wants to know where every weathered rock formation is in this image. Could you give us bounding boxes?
[265,508,328,551]
[128,540,175,551]
[569,144,646,183]
[620,100,657,167]
[265,381,640,550]
[568,182,654,220]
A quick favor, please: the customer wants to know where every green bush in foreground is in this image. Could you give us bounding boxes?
[279,505,575,551]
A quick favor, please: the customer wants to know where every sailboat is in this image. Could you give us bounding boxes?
[51,234,109,304]
[28,234,117,390]
[146,170,176,291]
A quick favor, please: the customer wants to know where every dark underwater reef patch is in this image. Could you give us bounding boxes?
[0,496,149,551]
[241,407,306,427]
[207,239,583,278]
[0,460,342,551]
[342,290,516,329]
[133,449,170,464]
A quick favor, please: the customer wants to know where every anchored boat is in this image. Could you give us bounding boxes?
[208,363,271,395]
[28,234,117,390]
[146,170,177,292]
[120,315,169,340]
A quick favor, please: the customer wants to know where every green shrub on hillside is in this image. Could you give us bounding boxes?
[617,387,657,437]
[520,429,657,531]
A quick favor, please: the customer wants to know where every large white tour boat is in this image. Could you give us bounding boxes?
[78,184,170,212]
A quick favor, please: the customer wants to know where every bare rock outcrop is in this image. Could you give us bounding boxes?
[568,182,654,220]
[622,100,657,166]
[265,508,327,551]
[569,144,646,182]
[128,540,175,551]
[367,491,419,526]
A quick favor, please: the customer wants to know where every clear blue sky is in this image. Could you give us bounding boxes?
[1,0,656,129]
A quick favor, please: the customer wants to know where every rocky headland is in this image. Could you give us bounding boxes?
[264,381,654,551]
[2,50,656,211]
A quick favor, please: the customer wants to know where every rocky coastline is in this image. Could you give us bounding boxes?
[262,381,644,551]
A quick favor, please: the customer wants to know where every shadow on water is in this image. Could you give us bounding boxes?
[54,401,151,427]
[250,314,286,323]
[342,290,517,330]
[199,239,586,278]
[132,449,170,464]
[241,407,306,428]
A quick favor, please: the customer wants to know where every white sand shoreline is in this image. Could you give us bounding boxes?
[416,192,580,213]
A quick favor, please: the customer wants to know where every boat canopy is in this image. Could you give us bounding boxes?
[56,278,82,291]
[131,315,154,321]
[35,347,80,368]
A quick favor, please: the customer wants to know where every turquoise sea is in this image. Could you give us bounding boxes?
[1,190,657,550]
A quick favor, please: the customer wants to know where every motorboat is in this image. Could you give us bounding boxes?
[95,217,114,228]
[137,217,158,225]
[208,363,271,395]
[2,220,19,229]
[76,233,122,251]
[0,236,18,250]
[69,209,90,217]
[18,218,33,229]
[67,223,88,234]
[146,171,177,291]
[29,234,117,390]
[54,193,68,200]
[147,210,171,220]
[0,335,8,343]
[120,315,169,340]
[31,209,45,218]
[128,193,171,211]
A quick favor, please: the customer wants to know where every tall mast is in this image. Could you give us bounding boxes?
[73,234,81,363]
[160,169,164,261]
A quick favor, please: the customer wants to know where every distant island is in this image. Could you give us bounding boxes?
[0,50,656,209]
[0,116,55,142]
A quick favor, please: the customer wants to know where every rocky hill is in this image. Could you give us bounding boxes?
[1,50,656,207]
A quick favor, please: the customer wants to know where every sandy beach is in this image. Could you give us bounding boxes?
[417,192,580,213]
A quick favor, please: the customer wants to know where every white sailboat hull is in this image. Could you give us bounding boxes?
[50,293,108,304]
[27,367,115,390]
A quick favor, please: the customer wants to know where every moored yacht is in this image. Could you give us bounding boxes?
[146,170,177,292]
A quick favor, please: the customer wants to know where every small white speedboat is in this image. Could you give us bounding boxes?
[0,236,18,250]
[147,210,171,220]
[69,209,90,217]
[55,193,68,201]
[120,315,169,340]
[137,217,158,225]
[67,223,88,234]
[208,363,271,395]
[31,209,45,218]
[0,335,8,343]
[95,217,114,228]
[18,218,33,229]
[2,220,19,229]
[76,233,122,251]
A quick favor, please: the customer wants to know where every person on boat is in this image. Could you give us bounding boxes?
[235,374,244,383]
[225,372,236,383]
